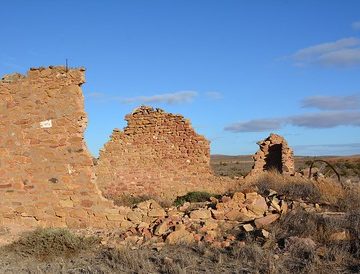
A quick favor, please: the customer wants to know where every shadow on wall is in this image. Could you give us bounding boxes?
[265,144,283,173]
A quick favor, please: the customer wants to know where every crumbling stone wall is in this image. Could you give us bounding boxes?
[249,133,295,176]
[0,66,124,230]
[96,106,235,199]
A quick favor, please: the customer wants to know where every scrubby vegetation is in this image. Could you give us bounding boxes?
[0,161,359,273]
[1,214,359,273]
[5,228,99,260]
[242,170,360,212]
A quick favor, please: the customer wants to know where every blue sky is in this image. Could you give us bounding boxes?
[1,1,360,156]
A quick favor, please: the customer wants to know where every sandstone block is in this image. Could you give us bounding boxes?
[254,214,280,228]
[148,208,166,217]
[165,229,194,245]
[246,196,268,216]
[242,223,254,232]
[59,199,74,208]
[106,214,125,221]
[127,211,143,223]
[225,209,256,222]
[189,209,212,220]
[232,192,245,203]
[154,221,170,236]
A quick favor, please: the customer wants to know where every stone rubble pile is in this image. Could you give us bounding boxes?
[93,191,323,249]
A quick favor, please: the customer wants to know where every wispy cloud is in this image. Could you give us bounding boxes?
[289,111,360,128]
[291,37,360,67]
[352,21,360,30]
[224,111,360,132]
[301,95,360,110]
[205,91,223,100]
[121,90,198,104]
[224,118,284,133]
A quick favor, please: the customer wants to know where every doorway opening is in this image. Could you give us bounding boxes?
[264,144,282,172]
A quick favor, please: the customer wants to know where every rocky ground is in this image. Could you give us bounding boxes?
[0,162,359,273]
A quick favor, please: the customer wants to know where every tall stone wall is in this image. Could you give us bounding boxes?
[96,106,235,199]
[0,66,124,231]
[249,133,295,176]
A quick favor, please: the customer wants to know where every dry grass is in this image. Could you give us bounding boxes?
[267,209,360,273]
[242,170,360,212]
[242,170,322,202]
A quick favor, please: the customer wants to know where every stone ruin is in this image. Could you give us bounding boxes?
[249,133,295,176]
[96,106,235,199]
[0,66,298,236]
[0,66,344,251]
[0,66,235,232]
[0,66,126,230]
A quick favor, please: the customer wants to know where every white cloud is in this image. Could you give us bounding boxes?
[352,21,360,30]
[301,95,360,110]
[205,91,223,100]
[121,90,198,105]
[291,37,360,67]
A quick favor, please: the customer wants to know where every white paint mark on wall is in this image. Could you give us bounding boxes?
[40,120,52,128]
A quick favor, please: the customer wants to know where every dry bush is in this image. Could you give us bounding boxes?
[5,228,99,260]
[271,209,344,244]
[269,209,360,272]
[337,184,360,212]
[347,211,360,259]
[314,178,346,205]
[243,171,322,202]
[281,237,316,273]
[243,171,360,212]
[98,247,157,273]
[227,243,274,273]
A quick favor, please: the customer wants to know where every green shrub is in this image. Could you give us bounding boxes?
[174,191,220,206]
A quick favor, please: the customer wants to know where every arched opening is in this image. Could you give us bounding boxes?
[264,144,282,172]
